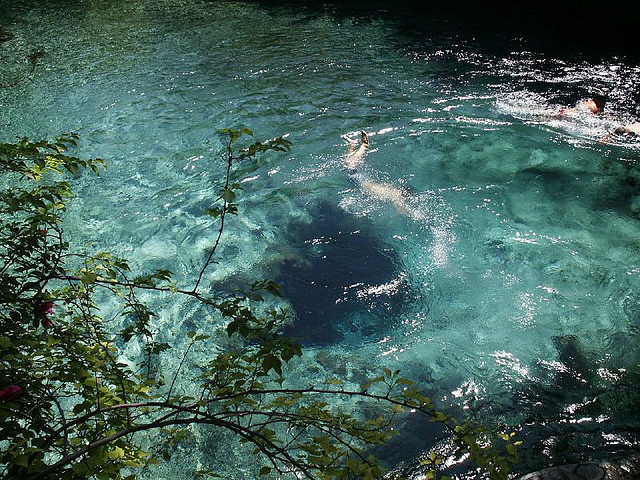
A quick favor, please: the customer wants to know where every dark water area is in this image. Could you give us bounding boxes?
[253,0,640,60]
[250,0,640,114]
[3,0,638,61]
[278,200,409,345]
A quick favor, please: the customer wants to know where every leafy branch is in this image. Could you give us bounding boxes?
[193,128,291,293]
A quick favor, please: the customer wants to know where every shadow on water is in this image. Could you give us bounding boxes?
[467,333,640,475]
[275,200,408,346]
[384,333,640,479]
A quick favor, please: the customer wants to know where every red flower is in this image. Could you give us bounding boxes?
[35,301,55,328]
[0,385,23,401]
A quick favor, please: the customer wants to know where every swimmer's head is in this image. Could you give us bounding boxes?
[589,97,606,113]
[614,126,628,135]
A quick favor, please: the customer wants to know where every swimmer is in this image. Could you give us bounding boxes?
[599,122,640,143]
[556,97,606,117]
[344,130,369,171]
[613,122,640,136]
[343,130,409,216]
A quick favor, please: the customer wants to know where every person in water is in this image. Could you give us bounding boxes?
[344,130,370,171]
[556,96,606,117]
[599,122,640,143]
[613,122,640,136]
[344,130,409,215]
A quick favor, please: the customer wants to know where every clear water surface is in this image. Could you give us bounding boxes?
[2,0,640,477]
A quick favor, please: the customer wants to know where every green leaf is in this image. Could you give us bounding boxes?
[430,411,449,423]
[262,354,282,376]
[109,446,125,459]
[72,462,91,476]
[13,454,30,467]
[221,188,235,203]
[361,376,385,391]
[395,377,414,386]
[64,163,79,176]
[83,377,99,387]
[81,271,97,284]
[204,207,222,218]
[73,402,89,414]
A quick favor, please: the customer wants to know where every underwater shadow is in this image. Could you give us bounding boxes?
[275,200,409,346]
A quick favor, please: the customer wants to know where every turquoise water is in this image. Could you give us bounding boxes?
[2,0,640,477]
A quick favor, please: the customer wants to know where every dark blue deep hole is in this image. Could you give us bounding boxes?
[276,200,408,346]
